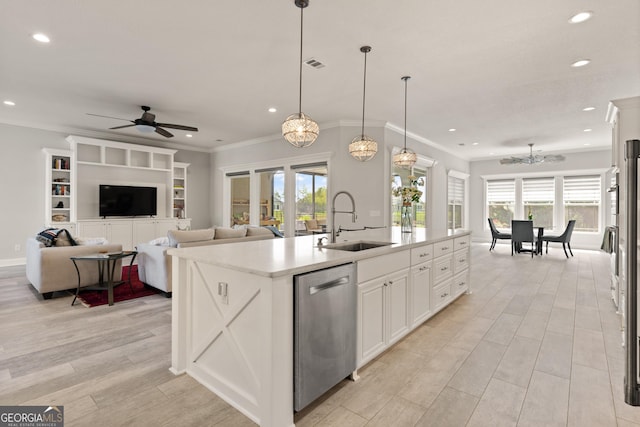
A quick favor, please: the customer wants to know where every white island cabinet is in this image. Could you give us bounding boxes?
[168,228,470,427]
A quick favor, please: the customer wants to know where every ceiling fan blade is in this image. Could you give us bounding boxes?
[156,123,198,132]
[499,158,523,165]
[155,127,174,138]
[543,155,566,162]
[109,123,135,130]
[86,113,130,121]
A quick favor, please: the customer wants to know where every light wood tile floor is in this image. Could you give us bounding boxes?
[2,244,640,426]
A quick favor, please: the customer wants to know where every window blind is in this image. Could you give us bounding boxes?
[487,179,515,203]
[448,176,464,205]
[523,177,554,203]
[563,175,601,204]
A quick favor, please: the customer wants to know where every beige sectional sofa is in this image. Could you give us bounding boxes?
[26,237,123,299]
[136,226,277,295]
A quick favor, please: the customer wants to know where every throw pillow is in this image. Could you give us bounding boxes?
[246,227,274,237]
[36,228,77,247]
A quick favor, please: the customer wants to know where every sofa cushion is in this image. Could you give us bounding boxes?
[168,229,215,247]
[246,227,274,237]
[214,227,247,240]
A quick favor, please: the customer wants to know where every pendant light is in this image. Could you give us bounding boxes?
[393,76,417,168]
[282,0,319,148]
[349,46,377,161]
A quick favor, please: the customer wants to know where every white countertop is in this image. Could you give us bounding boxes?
[168,227,470,278]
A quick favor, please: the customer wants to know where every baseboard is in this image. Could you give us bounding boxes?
[0,257,26,267]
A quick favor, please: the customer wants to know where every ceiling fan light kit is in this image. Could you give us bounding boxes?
[393,76,417,169]
[499,143,566,165]
[349,45,378,162]
[282,0,319,148]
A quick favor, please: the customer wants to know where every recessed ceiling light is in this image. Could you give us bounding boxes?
[489,152,495,155]
[472,142,479,146]
[584,143,591,146]
[268,107,277,113]
[584,128,592,132]
[185,134,193,138]
[582,106,595,111]
[32,33,50,43]
[448,128,456,132]
[3,100,15,106]
[569,11,593,24]
[571,59,590,68]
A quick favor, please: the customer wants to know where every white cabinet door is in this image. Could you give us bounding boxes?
[132,220,158,247]
[410,262,432,328]
[358,278,386,366]
[155,219,178,237]
[108,221,133,250]
[77,221,107,239]
[387,269,410,346]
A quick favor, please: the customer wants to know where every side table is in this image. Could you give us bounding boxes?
[70,251,137,306]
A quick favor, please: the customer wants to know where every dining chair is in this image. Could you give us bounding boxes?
[541,220,576,258]
[488,218,511,251]
[511,220,535,258]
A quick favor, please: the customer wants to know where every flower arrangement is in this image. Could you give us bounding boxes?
[392,175,424,205]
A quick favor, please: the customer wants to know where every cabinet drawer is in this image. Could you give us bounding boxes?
[434,239,454,257]
[433,255,453,283]
[358,250,410,283]
[431,278,452,312]
[454,235,470,251]
[453,249,470,274]
[453,270,469,297]
[411,244,433,264]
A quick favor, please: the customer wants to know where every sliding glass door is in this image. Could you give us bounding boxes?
[293,163,327,235]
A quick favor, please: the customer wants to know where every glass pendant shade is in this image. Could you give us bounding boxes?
[349,135,377,161]
[393,75,417,169]
[282,112,319,147]
[350,45,377,162]
[282,0,319,148]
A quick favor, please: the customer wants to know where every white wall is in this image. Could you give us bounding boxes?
[469,149,613,250]
[0,123,211,263]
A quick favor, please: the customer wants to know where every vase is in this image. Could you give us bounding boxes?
[401,204,413,233]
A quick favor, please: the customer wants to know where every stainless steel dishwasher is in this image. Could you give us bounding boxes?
[294,262,357,411]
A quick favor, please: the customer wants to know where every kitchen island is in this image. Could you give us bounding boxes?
[168,227,471,427]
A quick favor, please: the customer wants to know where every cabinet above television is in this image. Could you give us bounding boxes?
[63,135,180,221]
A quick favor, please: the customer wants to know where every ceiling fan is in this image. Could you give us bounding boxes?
[499,143,565,165]
[87,106,198,138]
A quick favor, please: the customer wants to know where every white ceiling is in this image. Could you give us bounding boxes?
[1,0,638,160]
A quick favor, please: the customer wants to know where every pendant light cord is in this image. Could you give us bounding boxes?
[403,76,409,150]
[298,6,304,115]
[361,49,368,137]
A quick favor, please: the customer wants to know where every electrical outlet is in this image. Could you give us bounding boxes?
[14,244,20,252]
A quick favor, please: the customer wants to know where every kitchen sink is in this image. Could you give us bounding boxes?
[322,241,393,252]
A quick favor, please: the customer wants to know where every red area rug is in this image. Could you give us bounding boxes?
[75,265,160,307]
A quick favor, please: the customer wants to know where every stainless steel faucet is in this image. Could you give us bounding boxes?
[331,191,357,243]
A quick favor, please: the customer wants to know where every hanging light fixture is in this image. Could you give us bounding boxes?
[349,46,377,161]
[393,76,417,168]
[282,0,319,148]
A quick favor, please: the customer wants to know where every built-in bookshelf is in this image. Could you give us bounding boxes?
[173,162,189,219]
[43,148,74,230]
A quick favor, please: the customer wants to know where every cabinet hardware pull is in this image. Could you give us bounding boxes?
[420,253,428,257]
[441,266,448,271]
[419,266,427,271]
[459,259,466,263]
[388,280,393,285]
[441,292,448,298]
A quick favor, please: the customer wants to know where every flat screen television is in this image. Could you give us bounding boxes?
[99,185,157,217]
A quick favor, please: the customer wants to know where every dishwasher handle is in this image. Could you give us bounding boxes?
[309,276,350,295]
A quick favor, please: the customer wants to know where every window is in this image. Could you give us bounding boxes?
[448,176,464,230]
[522,177,554,228]
[292,163,327,235]
[487,179,515,228]
[229,172,250,226]
[563,175,600,232]
[257,168,284,231]
[391,165,427,228]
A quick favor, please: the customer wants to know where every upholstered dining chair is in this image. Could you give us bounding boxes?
[541,220,576,258]
[488,218,511,251]
[511,220,535,258]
